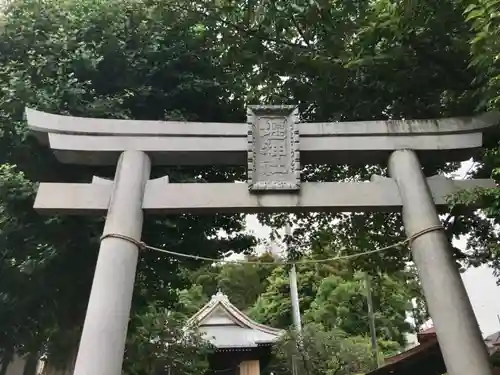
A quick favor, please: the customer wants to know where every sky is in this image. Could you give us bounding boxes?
[241,160,500,338]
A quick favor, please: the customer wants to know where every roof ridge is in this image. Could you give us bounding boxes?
[187,292,283,335]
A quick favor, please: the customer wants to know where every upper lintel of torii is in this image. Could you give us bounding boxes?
[25,106,500,166]
[185,291,284,349]
[27,105,499,214]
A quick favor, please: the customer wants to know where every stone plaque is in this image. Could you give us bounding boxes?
[247,105,300,192]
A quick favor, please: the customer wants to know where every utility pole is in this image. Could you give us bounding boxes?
[286,223,302,375]
[365,273,380,368]
[286,223,302,333]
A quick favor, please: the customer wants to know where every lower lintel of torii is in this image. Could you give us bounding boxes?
[34,175,494,215]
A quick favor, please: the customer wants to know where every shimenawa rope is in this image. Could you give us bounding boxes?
[99,224,444,265]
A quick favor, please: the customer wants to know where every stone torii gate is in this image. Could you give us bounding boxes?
[27,105,499,375]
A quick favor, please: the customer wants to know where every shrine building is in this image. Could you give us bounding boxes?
[186,292,284,375]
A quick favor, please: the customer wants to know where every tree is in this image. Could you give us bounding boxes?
[172,0,500,313]
[214,254,277,310]
[247,232,419,347]
[248,259,415,348]
[179,253,277,313]
[123,304,213,375]
[177,285,209,318]
[463,0,500,110]
[2,0,499,370]
[447,0,500,280]
[306,272,412,346]
[0,0,254,364]
[249,261,329,329]
[269,324,376,375]
[249,267,297,329]
[173,0,490,279]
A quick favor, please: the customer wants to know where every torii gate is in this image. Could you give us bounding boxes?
[27,105,499,375]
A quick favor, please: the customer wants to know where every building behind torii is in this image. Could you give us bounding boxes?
[186,292,283,375]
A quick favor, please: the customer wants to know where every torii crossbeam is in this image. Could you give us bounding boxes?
[27,105,499,375]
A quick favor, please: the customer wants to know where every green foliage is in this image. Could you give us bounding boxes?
[0,0,254,363]
[138,253,415,374]
[2,0,500,370]
[249,263,414,346]
[306,272,411,346]
[464,0,500,109]
[178,0,488,279]
[444,0,500,278]
[249,267,299,329]
[216,254,277,310]
[270,324,375,375]
[177,285,209,318]
[123,304,213,375]
[248,261,327,329]
[245,241,419,348]
[180,253,277,313]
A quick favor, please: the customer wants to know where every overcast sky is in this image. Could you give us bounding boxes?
[242,160,500,338]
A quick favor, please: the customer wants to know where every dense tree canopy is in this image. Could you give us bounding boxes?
[0,0,255,367]
[124,304,213,375]
[270,325,376,375]
[453,0,500,275]
[0,0,499,373]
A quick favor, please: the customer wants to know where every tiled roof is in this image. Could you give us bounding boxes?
[367,329,500,375]
[186,292,284,349]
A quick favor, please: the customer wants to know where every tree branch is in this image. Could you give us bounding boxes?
[0,250,8,264]
[405,32,482,91]
[268,0,311,49]
[180,0,317,52]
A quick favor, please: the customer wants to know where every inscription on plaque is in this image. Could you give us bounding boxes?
[247,105,300,191]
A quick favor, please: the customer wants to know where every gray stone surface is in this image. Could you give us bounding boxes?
[45,132,487,166]
[72,151,151,375]
[26,105,500,375]
[389,149,492,375]
[25,108,500,166]
[33,178,495,215]
[247,105,300,191]
[5,355,28,375]
[26,107,499,137]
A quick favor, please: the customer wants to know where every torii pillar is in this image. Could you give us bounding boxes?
[74,151,150,375]
[389,149,492,375]
[25,105,500,375]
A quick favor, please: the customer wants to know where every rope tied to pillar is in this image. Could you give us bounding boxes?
[99,224,445,266]
[100,233,147,251]
[407,225,444,248]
